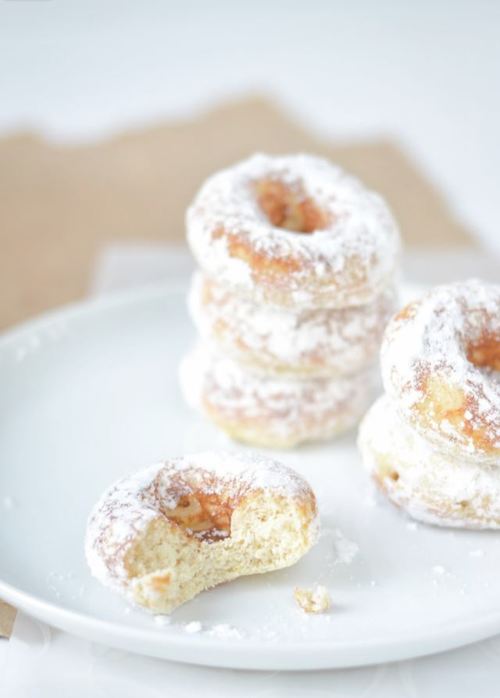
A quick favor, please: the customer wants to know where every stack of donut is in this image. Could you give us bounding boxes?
[359,280,500,528]
[181,153,401,448]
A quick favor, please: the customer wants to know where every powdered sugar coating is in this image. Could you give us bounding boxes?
[359,396,500,529]
[186,153,400,309]
[180,345,375,447]
[189,272,397,378]
[382,280,500,461]
[85,452,317,593]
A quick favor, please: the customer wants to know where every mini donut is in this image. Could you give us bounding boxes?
[180,346,375,448]
[85,452,318,613]
[186,153,400,309]
[359,396,500,529]
[382,280,500,462]
[188,271,397,378]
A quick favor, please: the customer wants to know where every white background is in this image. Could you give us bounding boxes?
[1,0,499,253]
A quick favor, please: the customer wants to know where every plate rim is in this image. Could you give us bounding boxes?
[0,281,186,347]
[3,574,500,670]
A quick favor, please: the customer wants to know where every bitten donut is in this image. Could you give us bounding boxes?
[382,280,500,463]
[187,153,400,309]
[85,453,318,613]
[180,346,375,448]
[189,272,397,378]
[359,396,500,529]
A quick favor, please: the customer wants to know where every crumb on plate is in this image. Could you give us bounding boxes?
[294,585,331,614]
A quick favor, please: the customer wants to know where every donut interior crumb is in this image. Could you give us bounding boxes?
[294,585,331,614]
[127,490,316,613]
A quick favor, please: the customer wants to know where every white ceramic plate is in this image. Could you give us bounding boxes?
[1,284,500,671]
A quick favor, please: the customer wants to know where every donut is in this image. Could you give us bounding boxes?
[85,452,318,613]
[188,271,397,378]
[186,153,400,309]
[180,346,375,448]
[382,280,500,462]
[359,396,500,529]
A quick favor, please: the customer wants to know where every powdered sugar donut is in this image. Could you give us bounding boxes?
[180,346,375,448]
[85,452,318,612]
[189,272,397,378]
[382,280,500,462]
[359,396,500,529]
[187,153,400,309]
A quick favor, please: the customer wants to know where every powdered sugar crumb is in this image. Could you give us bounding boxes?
[207,623,244,640]
[46,570,85,601]
[332,529,359,565]
[321,527,359,567]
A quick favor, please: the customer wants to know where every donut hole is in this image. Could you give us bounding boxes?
[164,492,234,542]
[467,334,500,372]
[255,179,329,234]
